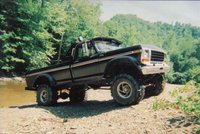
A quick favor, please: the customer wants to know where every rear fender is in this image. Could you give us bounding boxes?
[33,74,56,88]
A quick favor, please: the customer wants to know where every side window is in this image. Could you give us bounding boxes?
[94,41,121,52]
[75,42,97,61]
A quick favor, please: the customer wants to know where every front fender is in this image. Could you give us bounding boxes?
[104,56,141,77]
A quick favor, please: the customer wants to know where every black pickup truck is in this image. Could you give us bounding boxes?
[25,37,169,106]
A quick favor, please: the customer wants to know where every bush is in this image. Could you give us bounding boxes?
[177,81,200,123]
[153,99,178,110]
[153,81,200,132]
[165,72,187,84]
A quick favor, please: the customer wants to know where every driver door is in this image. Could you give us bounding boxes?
[71,42,101,83]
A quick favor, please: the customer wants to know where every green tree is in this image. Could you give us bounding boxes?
[103,14,200,84]
[0,0,102,75]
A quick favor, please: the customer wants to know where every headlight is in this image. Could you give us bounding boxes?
[143,50,150,58]
[141,49,150,63]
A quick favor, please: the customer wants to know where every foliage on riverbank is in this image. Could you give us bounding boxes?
[0,0,200,84]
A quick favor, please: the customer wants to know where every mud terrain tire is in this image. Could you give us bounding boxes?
[111,74,140,106]
[145,75,165,97]
[36,84,58,106]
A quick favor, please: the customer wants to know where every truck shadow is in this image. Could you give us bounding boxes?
[9,93,156,119]
[14,100,126,119]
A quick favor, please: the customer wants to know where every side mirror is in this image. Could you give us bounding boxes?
[78,36,84,42]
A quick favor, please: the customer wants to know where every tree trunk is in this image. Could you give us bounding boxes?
[57,33,64,63]
[41,0,45,7]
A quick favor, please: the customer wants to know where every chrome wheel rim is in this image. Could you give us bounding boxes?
[40,90,48,103]
[117,82,132,99]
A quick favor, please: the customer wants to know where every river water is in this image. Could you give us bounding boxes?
[0,80,35,107]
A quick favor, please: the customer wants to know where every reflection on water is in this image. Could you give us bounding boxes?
[0,80,35,107]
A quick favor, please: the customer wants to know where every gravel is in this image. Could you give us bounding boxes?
[0,84,199,134]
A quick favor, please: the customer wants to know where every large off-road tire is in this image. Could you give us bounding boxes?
[135,86,145,104]
[69,86,87,103]
[111,74,141,106]
[145,75,165,97]
[36,84,58,106]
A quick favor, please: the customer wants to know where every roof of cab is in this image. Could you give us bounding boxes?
[91,37,122,45]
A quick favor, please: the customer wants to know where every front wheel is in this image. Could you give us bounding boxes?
[36,84,58,106]
[111,74,141,106]
[145,75,165,96]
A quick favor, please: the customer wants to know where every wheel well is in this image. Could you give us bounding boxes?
[105,64,141,79]
[34,76,50,88]
[104,57,141,79]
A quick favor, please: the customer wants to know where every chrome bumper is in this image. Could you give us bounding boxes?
[141,64,170,75]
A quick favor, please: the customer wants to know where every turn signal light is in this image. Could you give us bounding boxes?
[132,49,142,54]
[141,58,150,62]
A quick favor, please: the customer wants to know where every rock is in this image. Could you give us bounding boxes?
[145,129,151,133]
[183,123,191,127]
[154,114,157,119]
[62,119,68,123]
[46,131,54,134]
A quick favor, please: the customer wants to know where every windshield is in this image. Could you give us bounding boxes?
[94,41,121,52]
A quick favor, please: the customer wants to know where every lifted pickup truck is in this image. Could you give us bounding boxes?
[25,37,169,106]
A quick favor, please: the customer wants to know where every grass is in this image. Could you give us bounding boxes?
[153,99,178,110]
[153,81,200,133]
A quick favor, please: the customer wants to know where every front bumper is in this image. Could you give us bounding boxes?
[141,64,170,75]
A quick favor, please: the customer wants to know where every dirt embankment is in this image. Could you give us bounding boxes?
[0,77,24,83]
[0,77,25,87]
[0,84,199,134]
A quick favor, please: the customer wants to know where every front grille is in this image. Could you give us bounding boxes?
[151,50,164,62]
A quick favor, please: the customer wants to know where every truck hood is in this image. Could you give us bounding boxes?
[140,45,165,53]
[105,44,165,56]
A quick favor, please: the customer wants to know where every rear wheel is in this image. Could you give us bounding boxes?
[69,86,87,103]
[111,74,141,106]
[36,84,58,106]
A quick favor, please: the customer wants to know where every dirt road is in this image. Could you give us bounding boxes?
[0,84,198,134]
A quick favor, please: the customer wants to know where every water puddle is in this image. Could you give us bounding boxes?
[0,80,35,107]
